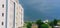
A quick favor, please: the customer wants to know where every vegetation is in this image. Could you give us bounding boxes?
[25,18,60,28]
[41,24,48,28]
[36,19,43,28]
[26,21,32,28]
[53,19,57,26]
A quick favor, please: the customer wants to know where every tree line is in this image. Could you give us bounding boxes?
[25,19,59,28]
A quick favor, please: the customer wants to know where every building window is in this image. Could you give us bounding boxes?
[2,4,4,8]
[2,22,4,25]
[2,13,4,16]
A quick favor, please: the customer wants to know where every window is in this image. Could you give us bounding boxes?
[2,13,4,16]
[2,22,4,25]
[2,4,4,8]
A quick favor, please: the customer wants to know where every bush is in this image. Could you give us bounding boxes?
[36,19,44,28]
[26,22,32,28]
[41,24,48,28]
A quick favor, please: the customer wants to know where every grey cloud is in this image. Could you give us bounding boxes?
[19,0,60,21]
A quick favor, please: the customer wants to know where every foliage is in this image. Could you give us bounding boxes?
[25,18,59,28]
[36,19,44,28]
[41,24,48,28]
[26,21,32,28]
[53,19,57,26]
[49,19,58,26]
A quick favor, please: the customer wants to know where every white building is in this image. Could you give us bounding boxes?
[43,19,48,24]
[0,0,24,28]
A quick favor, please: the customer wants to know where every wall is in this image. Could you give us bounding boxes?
[0,0,6,28]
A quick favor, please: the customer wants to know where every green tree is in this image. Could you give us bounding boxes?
[36,19,44,28]
[26,21,32,28]
[53,19,57,26]
[49,19,58,28]
[49,22,54,28]
[41,24,48,28]
[49,22,53,26]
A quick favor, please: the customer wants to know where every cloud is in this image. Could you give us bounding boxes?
[19,0,60,21]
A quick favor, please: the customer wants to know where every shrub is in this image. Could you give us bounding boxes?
[41,24,48,28]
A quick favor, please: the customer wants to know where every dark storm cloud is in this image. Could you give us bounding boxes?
[19,0,60,21]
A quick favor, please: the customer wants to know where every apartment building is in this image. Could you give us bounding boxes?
[0,0,24,28]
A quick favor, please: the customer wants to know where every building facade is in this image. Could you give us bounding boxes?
[0,0,24,28]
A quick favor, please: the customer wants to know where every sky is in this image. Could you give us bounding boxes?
[19,0,60,21]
